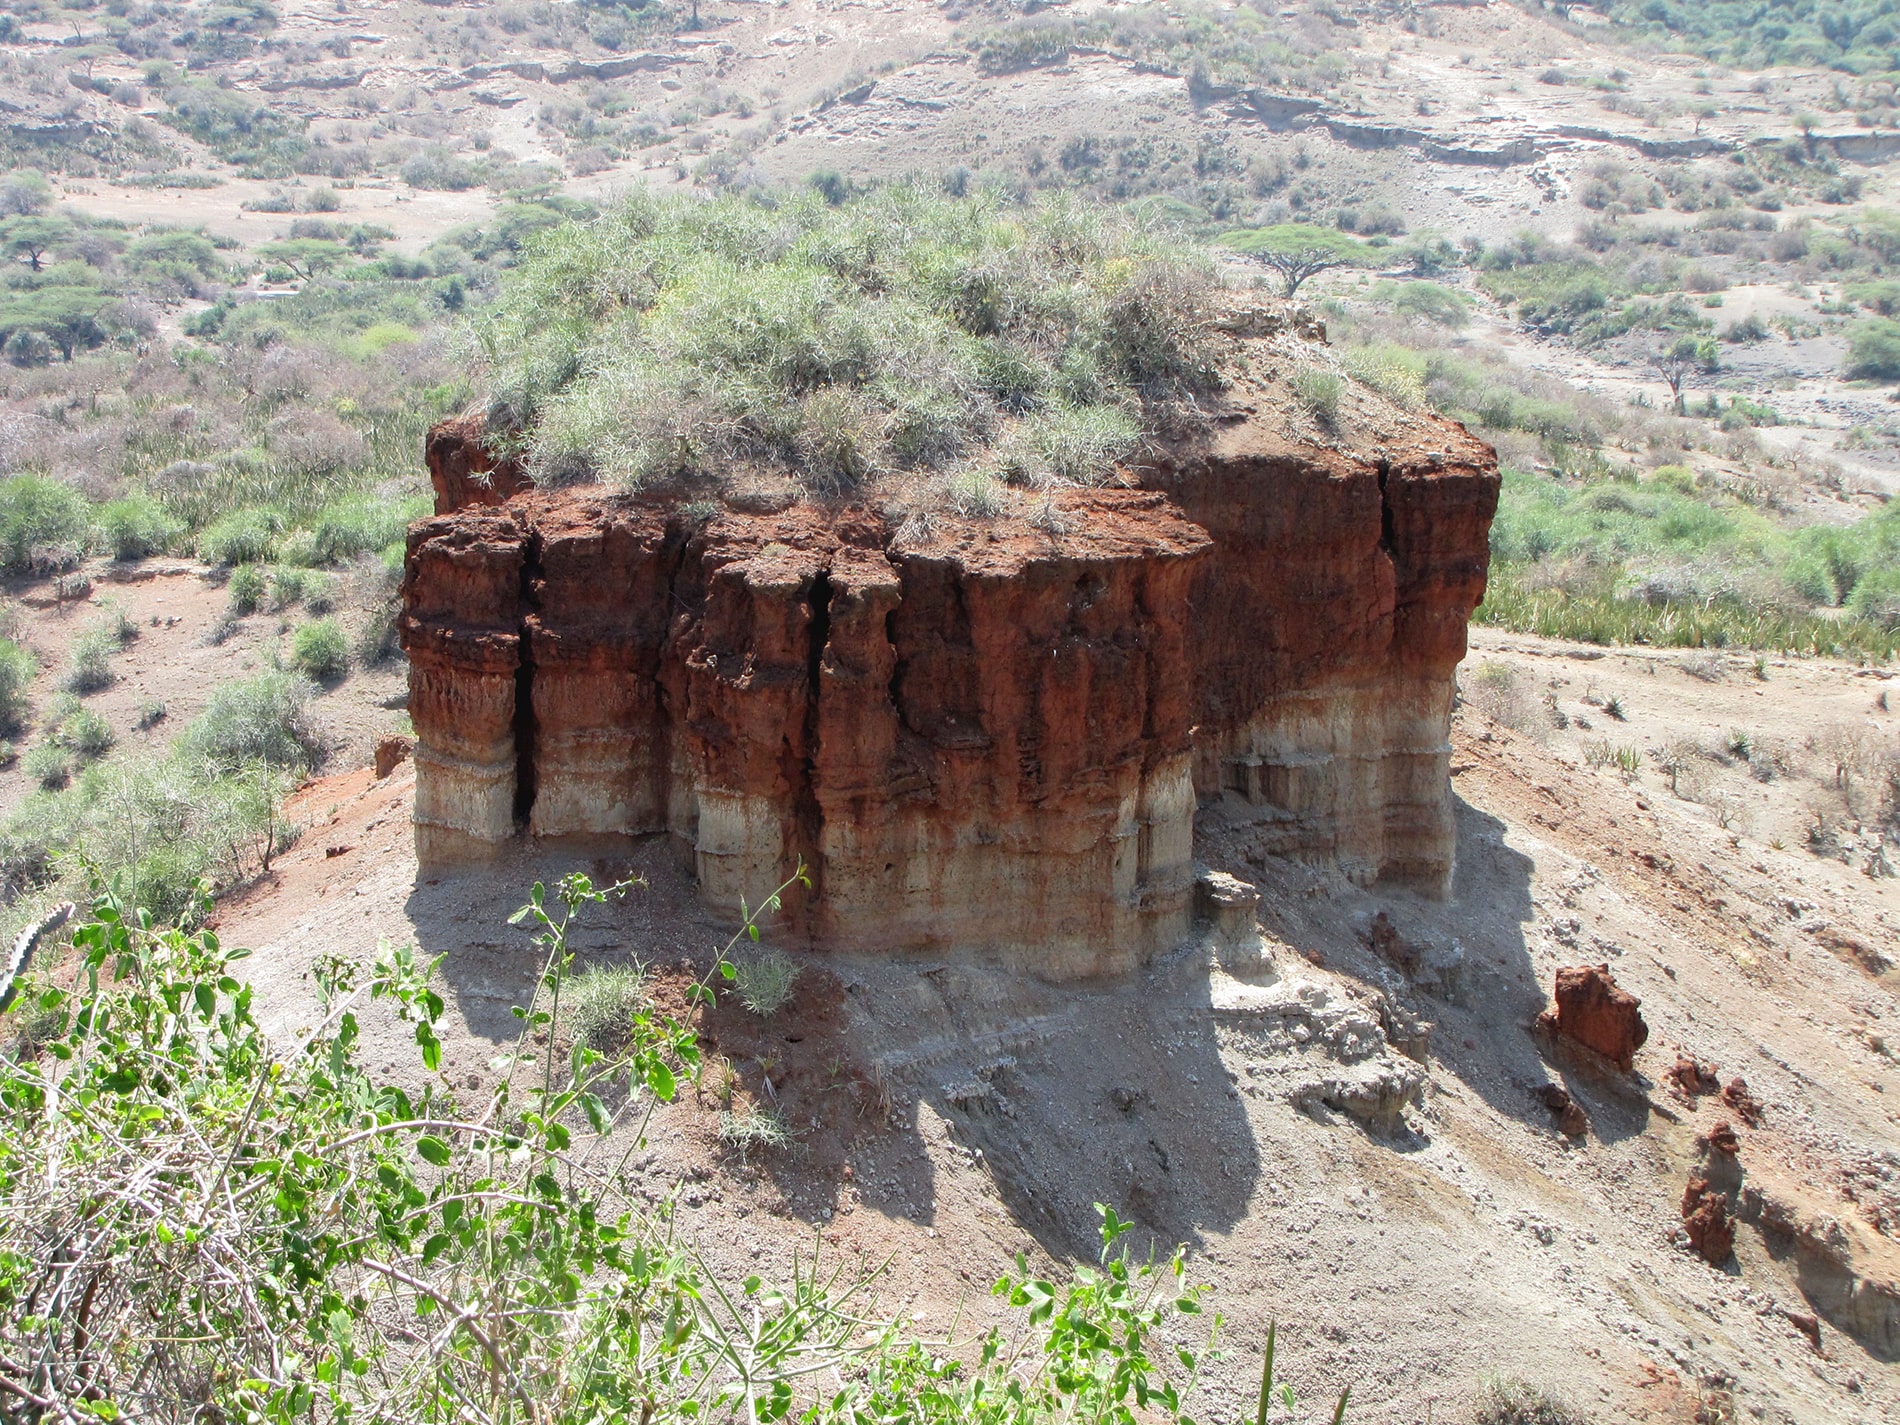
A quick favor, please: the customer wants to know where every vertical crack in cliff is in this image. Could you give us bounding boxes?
[511,526,542,829]
[1375,458,1397,558]
[792,565,833,911]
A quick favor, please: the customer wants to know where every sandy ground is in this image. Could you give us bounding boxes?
[156,623,1900,1425]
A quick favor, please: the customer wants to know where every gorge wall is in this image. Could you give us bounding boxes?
[402,402,1498,979]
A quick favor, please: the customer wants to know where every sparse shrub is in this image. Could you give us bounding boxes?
[1291,366,1343,422]
[400,147,481,191]
[226,563,267,616]
[728,946,800,1016]
[562,962,647,1050]
[1583,738,1642,776]
[302,575,336,616]
[23,740,69,789]
[308,494,427,566]
[717,1106,793,1161]
[353,604,399,666]
[1015,406,1141,485]
[175,673,323,773]
[1677,651,1726,682]
[290,618,349,681]
[1474,1375,1582,1425]
[270,566,308,609]
[1604,693,1627,721]
[64,632,116,695]
[946,471,1007,518]
[489,186,1217,492]
[0,639,34,735]
[199,509,280,566]
[1344,344,1426,408]
[1724,728,1753,761]
[96,495,181,561]
[136,700,167,731]
[62,706,112,761]
[1464,662,1540,734]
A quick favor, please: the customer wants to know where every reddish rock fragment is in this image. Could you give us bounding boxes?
[1722,1076,1765,1127]
[1781,1308,1822,1353]
[1682,1178,1735,1266]
[1669,1053,1721,1098]
[1540,964,1648,1072]
[1536,1082,1589,1137]
[374,735,413,779]
[1703,1120,1740,1157]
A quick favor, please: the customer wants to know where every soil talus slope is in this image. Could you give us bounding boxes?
[402,405,1497,975]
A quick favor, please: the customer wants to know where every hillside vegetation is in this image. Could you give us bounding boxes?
[478,186,1221,492]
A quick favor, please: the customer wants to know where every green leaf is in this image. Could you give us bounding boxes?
[416,1136,451,1166]
[582,1091,609,1133]
[646,1059,677,1102]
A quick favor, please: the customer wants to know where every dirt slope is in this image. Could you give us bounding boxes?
[187,624,1900,1425]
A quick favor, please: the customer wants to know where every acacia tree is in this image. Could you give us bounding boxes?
[1238,224,1366,298]
[1,214,74,271]
[1251,245,1346,297]
[1649,334,1720,413]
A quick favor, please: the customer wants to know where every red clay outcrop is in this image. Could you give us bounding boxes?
[1540,964,1649,1072]
[402,394,1498,978]
[1683,1177,1736,1266]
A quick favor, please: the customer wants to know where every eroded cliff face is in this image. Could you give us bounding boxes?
[403,394,1497,978]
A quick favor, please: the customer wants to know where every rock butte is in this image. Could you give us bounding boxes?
[401,361,1499,979]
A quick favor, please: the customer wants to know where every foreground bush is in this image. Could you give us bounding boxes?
[0,877,1349,1425]
[0,475,89,572]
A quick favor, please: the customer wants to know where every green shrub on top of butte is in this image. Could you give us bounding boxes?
[472,185,1223,494]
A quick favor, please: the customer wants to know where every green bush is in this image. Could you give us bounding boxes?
[1344,344,1426,408]
[1373,279,1471,327]
[96,494,181,561]
[1845,316,1900,381]
[63,631,116,694]
[481,185,1217,491]
[226,563,267,615]
[307,492,429,565]
[175,673,323,774]
[198,508,281,566]
[290,618,348,680]
[62,706,113,760]
[0,476,89,572]
[23,741,70,790]
[1848,564,1900,630]
[1291,366,1343,421]
[0,638,34,735]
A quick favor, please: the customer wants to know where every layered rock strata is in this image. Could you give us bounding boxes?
[403,406,1497,978]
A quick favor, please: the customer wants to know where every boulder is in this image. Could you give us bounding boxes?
[1541,964,1648,1072]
